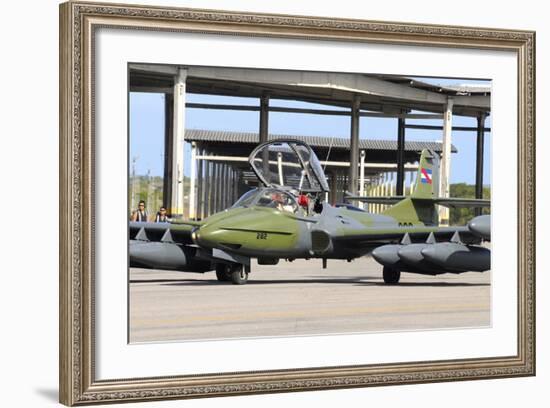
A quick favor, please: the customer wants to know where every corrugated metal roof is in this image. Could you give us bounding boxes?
[185,129,457,153]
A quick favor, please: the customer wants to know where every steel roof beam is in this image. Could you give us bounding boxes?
[129,64,490,112]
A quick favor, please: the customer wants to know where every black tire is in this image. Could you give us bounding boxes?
[230,264,249,285]
[215,264,232,282]
[383,266,401,284]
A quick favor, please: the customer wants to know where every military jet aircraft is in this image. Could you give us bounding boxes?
[130,139,490,284]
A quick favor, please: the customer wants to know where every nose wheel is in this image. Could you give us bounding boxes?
[215,263,249,285]
[229,264,249,285]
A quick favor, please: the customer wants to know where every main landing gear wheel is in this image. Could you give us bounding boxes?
[215,264,232,282]
[230,264,249,285]
[383,266,401,284]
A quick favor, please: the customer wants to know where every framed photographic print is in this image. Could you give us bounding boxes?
[59,1,535,405]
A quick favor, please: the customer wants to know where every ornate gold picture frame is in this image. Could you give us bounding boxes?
[59,1,535,405]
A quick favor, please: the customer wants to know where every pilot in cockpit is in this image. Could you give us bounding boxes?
[271,192,296,213]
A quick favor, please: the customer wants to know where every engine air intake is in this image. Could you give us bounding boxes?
[311,230,331,253]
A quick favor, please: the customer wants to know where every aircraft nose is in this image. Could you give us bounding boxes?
[190,226,200,244]
[190,225,215,248]
[190,222,231,250]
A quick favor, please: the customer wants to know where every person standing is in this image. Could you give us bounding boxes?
[154,206,170,223]
[130,200,148,222]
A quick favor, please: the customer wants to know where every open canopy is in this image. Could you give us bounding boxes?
[248,140,330,193]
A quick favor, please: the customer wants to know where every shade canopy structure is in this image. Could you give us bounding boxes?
[130,64,490,118]
[128,64,490,222]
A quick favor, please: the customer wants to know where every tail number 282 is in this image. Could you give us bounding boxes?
[256,232,268,240]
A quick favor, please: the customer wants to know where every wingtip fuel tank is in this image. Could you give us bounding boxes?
[468,215,491,241]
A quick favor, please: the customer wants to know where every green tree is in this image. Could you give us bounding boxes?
[449,183,491,225]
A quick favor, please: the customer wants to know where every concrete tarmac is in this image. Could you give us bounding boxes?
[129,257,491,343]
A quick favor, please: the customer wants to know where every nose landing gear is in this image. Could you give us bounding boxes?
[215,263,249,285]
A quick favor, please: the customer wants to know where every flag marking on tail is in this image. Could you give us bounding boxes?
[420,168,433,184]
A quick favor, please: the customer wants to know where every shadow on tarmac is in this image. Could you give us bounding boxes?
[130,277,490,288]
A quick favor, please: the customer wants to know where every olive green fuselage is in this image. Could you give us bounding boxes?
[193,207,308,258]
[188,203,450,261]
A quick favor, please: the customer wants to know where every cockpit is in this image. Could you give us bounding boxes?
[232,139,331,216]
[232,188,300,214]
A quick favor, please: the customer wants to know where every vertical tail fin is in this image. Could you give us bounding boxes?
[382,149,440,226]
[412,149,439,199]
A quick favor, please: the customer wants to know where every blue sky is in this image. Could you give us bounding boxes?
[129,77,491,185]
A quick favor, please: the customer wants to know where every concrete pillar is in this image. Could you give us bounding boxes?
[231,168,236,206]
[475,114,487,216]
[348,94,361,196]
[343,173,348,203]
[359,150,366,209]
[385,173,390,211]
[232,168,238,204]
[226,165,231,208]
[259,94,270,143]
[189,142,197,219]
[259,94,270,180]
[163,93,174,212]
[228,167,233,207]
[218,163,223,212]
[439,97,453,226]
[221,164,226,210]
[225,167,230,209]
[196,147,204,220]
[212,162,218,214]
[210,160,216,215]
[379,173,384,212]
[171,68,187,217]
[204,157,211,217]
[370,176,374,213]
[218,163,223,213]
[222,164,228,209]
[229,168,233,206]
[235,168,239,204]
[373,175,378,213]
[337,171,342,204]
[396,116,406,195]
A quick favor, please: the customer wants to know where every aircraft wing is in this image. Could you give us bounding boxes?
[427,198,491,208]
[328,226,480,248]
[345,196,405,205]
[129,221,198,245]
[345,195,490,208]
[323,214,490,257]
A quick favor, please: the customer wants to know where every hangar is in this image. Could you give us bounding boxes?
[183,129,457,218]
[129,64,490,223]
